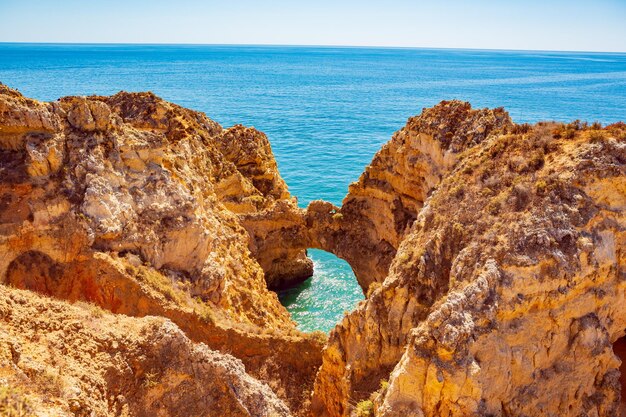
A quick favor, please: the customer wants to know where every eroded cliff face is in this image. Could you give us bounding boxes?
[311,116,626,417]
[0,84,323,415]
[303,102,513,291]
[215,124,314,288]
[247,101,513,293]
[373,124,625,417]
[2,84,625,417]
[0,284,292,417]
[0,84,307,322]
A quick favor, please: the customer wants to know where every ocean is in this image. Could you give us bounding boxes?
[1,43,625,332]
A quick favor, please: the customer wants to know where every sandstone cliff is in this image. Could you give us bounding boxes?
[0,83,307,322]
[242,102,513,294]
[303,101,513,291]
[0,284,291,417]
[0,84,323,415]
[311,109,626,417]
[1,84,625,417]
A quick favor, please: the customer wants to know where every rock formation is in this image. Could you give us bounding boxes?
[215,124,313,288]
[311,110,626,417]
[1,84,625,417]
[0,84,323,416]
[303,102,513,291]
[0,284,291,417]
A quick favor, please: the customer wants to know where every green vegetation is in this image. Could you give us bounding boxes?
[355,399,374,417]
[450,183,465,199]
[0,385,33,417]
[195,297,216,324]
[128,264,187,305]
[143,371,160,389]
[535,179,548,195]
[380,379,389,391]
[588,130,606,142]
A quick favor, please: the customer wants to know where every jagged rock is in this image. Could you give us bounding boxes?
[302,101,513,291]
[0,83,310,325]
[311,115,626,417]
[218,125,314,288]
[246,101,513,292]
[0,284,292,417]
[2,83,625,417]
[0,84,323,415]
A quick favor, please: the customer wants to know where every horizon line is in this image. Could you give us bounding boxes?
[1,41,625,55]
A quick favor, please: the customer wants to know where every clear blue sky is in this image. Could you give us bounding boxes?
[1,0,625,52]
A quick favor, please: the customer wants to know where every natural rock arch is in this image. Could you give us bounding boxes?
[311,120,626,417]
[246,102,513,293]
[2,85,625,417]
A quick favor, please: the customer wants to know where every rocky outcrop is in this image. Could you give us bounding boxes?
[0,84,323,415]
[2,83,625,417]
[311,117,626,417]
[301,101,513,291]
[0,284,292,417]
[0,83,311,306]
[243,101,513,293]
[215,124,314,288]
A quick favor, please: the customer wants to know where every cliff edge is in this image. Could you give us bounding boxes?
[311,106,626,417]
[0,84,323,416]
[1,84,625,417]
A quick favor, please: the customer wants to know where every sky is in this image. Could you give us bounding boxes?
[0,0,625,52]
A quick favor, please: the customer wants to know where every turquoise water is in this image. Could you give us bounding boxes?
[278,249,363,332]
[1,44,625,332]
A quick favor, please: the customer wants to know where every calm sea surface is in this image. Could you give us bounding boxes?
[1,43,625,332]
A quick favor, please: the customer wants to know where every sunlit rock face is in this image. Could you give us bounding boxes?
[0,284,293,417]
[311,106,626,417]
[1,83,625,417]
[302,101,513,292]
[0,84,324,416]
[250,101,513,294]
[0,83,318,325]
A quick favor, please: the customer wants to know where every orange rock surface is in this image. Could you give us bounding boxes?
[0,84,322,416]
[1,84,625,417]
[311,110,626,417]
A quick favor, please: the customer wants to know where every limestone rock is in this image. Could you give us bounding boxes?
[0,284,292,417]
[241,101,513,293]
[217,125,314,288]
[0,84,309,327]
[312,117,626,417]
[3,83,626,417]
[303,101,513,291]
[0,84,323,415]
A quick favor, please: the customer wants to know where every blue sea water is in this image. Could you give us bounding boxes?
[1,43,625,332]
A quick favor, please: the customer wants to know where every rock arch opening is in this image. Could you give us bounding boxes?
[277,249,363,333]
[615,336,626,417]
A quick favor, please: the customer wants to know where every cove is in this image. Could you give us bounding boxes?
[278,249,363,333]
[2,44,625,333]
